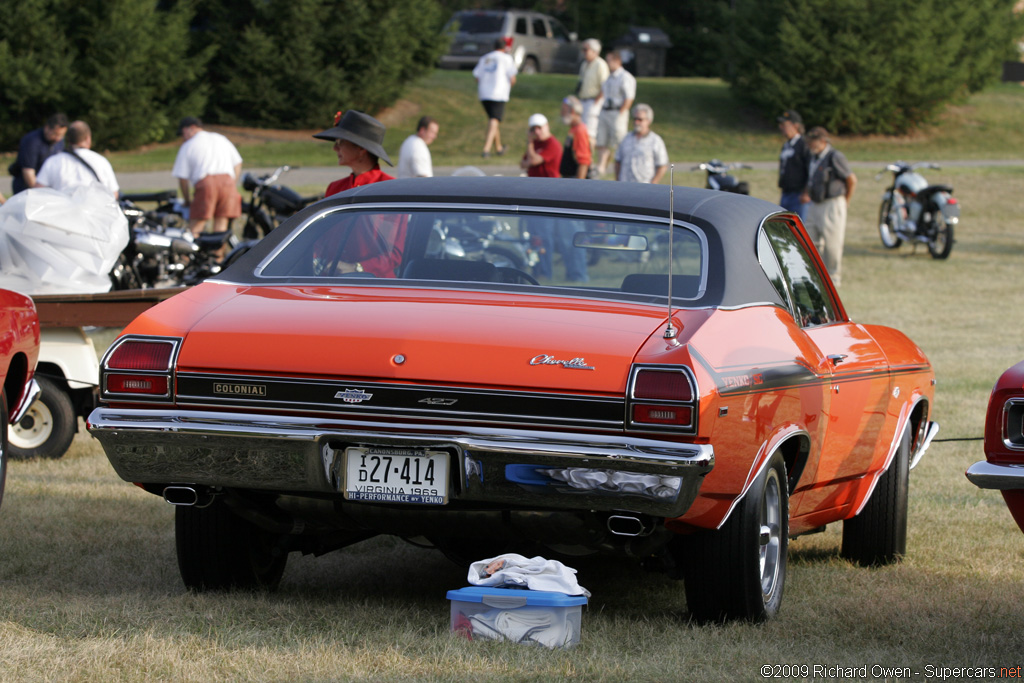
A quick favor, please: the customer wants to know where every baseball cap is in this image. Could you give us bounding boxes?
[528,113,548,128]
[777,110,802,125]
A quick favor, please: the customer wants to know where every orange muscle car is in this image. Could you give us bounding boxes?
[88,177,937,621]
[0,288,41,509]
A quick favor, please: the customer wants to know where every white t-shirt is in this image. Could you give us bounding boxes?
[397,134,433,178]
[473,50,517,102]
[171,130,243,185]
[37,148,120,196]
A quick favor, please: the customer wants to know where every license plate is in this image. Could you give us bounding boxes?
[344,447,449,505]
[462,42,477,52]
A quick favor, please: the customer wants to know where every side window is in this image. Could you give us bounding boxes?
[515,17,528,36]
[533,18,548,38]
[757,230,791,310]
[760,220,838,327]
[550,20,570,42]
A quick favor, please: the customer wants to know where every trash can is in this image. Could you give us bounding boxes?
[613,26,672,78]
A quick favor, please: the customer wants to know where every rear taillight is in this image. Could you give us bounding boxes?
[627,366,698,432]
[100,336,179,402]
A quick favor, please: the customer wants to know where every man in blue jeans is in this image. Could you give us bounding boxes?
[10,113,69,195]
[777,110,809,220]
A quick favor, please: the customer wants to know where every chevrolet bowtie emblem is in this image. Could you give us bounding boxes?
[335,389,373,404]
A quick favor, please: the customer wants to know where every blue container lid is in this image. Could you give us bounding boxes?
[447,585,588,607]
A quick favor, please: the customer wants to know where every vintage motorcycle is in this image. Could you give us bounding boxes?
[876,161,959,260]
[240,166,322,239]
[114,191,240,289]
[691,159,751,194]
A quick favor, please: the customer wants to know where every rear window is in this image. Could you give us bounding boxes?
[257,208,707,303]
[452,12,504,34]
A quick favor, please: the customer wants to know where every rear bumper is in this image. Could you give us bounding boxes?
[88,408,713,517]
[966,460,1024,490]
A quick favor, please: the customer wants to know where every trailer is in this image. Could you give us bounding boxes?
[10,288,186,460]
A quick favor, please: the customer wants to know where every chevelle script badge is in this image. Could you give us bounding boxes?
[335,389,373,404]
[213,383,267,396]
[529,354,595,370]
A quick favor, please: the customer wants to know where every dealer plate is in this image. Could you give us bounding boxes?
[344,447,449,505]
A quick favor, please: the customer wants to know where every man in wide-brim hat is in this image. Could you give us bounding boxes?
[315,110,394,197]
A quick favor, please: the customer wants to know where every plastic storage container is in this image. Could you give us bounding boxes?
[447,586,587,648]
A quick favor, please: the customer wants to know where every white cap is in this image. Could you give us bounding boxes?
[528,113,548,128]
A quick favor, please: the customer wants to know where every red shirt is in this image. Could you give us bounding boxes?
[325,166,395,197]
[525,136,563,178]
[323,166,405,277]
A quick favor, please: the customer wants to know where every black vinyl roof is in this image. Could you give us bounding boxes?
[227,176,791,309]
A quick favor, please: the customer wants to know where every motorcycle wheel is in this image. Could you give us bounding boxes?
[927,212,954,260]
[878,196,902,249]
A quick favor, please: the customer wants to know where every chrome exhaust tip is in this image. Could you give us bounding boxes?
[163,486,199,506]
[607,514,649,537]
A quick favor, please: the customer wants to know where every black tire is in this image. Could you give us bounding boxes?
[878,195,902,249]
[0,393,9,510]
[176,497,288,591]
[241,207,274,240]
[679,451,788,622]
[926,212,954,260]
[521,56,539,75]
[842,427,910,566]
[8,376,75,460]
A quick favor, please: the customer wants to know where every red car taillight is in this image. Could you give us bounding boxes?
[100,336,179,402]
[627,366,698,433]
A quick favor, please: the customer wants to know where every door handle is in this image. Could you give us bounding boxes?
[828,354,848,366]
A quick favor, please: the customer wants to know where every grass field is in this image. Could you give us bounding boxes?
[94,70,1024,174]
[3,74,1024,681]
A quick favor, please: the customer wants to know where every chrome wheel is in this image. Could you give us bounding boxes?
[759,467,783,602]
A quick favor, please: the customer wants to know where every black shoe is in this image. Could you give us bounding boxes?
[497,145,509,156]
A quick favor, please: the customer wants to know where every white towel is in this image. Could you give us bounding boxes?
[468,553,590,597]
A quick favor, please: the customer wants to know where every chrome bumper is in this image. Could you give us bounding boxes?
[10,378,40,424]
[87,408,714,517]
[965,461,1024,490]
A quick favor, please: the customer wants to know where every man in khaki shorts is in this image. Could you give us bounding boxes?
[595,51,636,177]
[172,116,243,237]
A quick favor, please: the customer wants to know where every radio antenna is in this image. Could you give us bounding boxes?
[664,164,677,340]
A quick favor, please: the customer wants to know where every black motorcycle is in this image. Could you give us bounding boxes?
[114,191,240,289]
[240,166,322,239]
[691,159,752,194]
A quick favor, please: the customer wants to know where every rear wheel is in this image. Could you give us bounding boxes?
[841,427,910,566]
[176,497,288,591]
[926,212,954,260]
[9,376,75,460]
[678,451,788,622]
[878,195,902,249]
[521,56,539,75]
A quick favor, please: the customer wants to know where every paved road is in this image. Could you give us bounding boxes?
[10,158,1022,195]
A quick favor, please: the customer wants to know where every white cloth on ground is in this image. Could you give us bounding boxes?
[468,553,590,597]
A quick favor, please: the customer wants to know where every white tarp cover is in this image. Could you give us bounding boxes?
[0,185,128,295]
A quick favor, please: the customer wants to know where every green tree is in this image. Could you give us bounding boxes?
[0,0,209,150]
[0,0,75,148]
[204,0,450,129]
[727,0,1023,134]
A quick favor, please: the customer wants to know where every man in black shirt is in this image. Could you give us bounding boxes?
[777,110,809,220]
